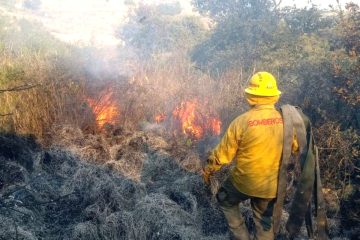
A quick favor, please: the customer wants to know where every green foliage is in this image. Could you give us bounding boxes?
[191,2,336,73]
[0,64,25,84]
[193,0,274,22]
[191,2,359,129]
[192,0,279,71]
[337,3,360,55]
[282,6,335,34]
[327,3,360,121]
[119,4,207,60]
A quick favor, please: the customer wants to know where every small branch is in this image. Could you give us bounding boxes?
[5,207,32,217]
[2,182,32,199]
[0,84,39,93]
[272,0,282,9]
[14,219,18,240]
[0,113,13,117]
[318,147,337,150]
[20,192,75,207]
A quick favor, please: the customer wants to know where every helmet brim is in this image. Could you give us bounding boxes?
[244,88,282,97]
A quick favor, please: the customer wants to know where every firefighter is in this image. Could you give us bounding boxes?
[203,72,297,240]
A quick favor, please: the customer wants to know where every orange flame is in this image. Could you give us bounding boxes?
[86,89,120,128]
[155,113,167,123]
[209,118,222,136]
[172,99,221,140]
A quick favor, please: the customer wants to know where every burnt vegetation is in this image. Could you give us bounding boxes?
[0,0,359,239]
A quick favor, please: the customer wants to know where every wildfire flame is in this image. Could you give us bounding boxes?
[155,113,167,124]
[86,89,120,128]
[171,99,222,140]
[208,118,222,136]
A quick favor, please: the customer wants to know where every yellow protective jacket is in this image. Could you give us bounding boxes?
[207,103,291,198]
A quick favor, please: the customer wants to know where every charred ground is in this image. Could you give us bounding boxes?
[0,130,228,240]
[0,128,356,240]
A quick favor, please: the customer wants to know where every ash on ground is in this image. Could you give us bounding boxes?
[0,128,354,239]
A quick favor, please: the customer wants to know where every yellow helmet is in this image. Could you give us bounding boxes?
[245,72,281,96]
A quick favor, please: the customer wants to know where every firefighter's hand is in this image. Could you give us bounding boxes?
[202,167,212,185]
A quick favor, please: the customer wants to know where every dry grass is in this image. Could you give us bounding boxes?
[0,52,249,145]
[314,122,359,190]
[0,50,93,141]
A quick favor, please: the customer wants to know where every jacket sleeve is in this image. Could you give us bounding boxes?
[206,119,240,172]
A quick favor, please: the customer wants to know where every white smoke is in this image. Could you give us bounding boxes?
[31,0,126,47]
[7,0,196,47]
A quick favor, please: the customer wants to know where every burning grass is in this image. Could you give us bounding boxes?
[0,49,243,146]
[86,88,121,129]
[172,99,221,140]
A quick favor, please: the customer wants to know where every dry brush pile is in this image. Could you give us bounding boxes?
[0,129,230,240]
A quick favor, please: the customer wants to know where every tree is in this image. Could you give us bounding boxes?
[337,3,360,56]
[191,0,280,71]
[329,3,360,128]
[282,6,335,34]
[193,0,275,22]
[119,3,207,61]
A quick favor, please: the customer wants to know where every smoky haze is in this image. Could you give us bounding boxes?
[0,0,359,239]
[1,0,353,78]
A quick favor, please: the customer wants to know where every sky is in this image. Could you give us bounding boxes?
[4,0,360,47]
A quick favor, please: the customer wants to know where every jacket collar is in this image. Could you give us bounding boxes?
[251,104,275,110]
